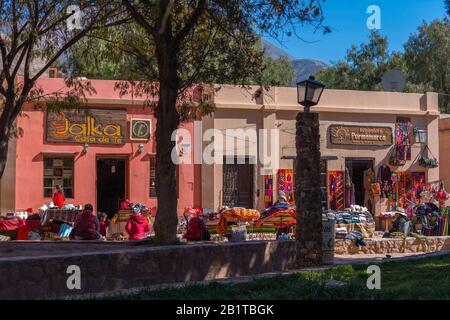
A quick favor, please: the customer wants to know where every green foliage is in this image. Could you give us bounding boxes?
[316,31,403,91]
[316,20,450,113]
[96,254,450,300]
[62,27,295,87]
[403,18,450,112]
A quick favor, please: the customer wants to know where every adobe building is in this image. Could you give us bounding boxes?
[0,78,441,217]
[439,115,450,191]
[0,78,201,215]
[201,86,440,213]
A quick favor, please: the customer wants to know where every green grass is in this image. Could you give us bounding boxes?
[101,254,450,300]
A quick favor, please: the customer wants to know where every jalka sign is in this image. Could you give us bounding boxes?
[47,108,126,145]
[329,125,393,146]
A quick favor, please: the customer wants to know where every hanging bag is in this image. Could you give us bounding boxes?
[418,145,438,168]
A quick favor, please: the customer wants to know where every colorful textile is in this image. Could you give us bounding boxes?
[277,169,294,205]
[329,171,344,210]
[58,223,73,238]
[395,119,412,160]
[264,175,274,208]
[216,208,260,234]
[0,219,25,231]
[255,209,297,228]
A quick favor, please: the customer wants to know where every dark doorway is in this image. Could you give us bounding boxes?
[223,157,254,208]
[345,158,374,207]
[97,158,126,218]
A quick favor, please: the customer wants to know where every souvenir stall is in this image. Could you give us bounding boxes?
[215,207,260,237]
[0,207,74,241]
[324,205,376,238]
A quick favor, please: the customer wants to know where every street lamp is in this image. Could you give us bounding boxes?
[296,76,325,112]
[295,75,326,267]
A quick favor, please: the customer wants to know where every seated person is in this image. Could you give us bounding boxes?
[52,185,65,207]
[390,208,409,233]
[69,204,102,240]
[275,191,288,205]
[125,206,151,240]
[97,212,109,238]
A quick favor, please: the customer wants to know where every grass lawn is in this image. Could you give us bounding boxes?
[103,254,450,300]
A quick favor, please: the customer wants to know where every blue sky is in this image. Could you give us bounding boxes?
[264,0,448,64]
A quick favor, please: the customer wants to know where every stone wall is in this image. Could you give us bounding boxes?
[1,237,450,299]
[0,241,297,300]
[335,237,450,255]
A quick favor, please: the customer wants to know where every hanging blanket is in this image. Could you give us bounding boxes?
[0,219,25,231]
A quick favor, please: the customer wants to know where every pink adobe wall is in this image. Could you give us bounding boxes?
[14,78,200,215]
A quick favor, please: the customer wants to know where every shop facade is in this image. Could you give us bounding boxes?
[0,78,201,215]
[201,86,440,215]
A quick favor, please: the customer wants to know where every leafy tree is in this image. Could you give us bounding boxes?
[446,0,450,16]
[60,30,296,86]
[119,0,328,245]
[316,31,404,91]
[403,18,450,112]
[0,1,125,177]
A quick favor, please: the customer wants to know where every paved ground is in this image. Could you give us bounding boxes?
[1,241,449,261]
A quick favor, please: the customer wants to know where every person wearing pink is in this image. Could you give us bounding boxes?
[125,208,150,240]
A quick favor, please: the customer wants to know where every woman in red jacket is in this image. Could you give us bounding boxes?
[52,185,65,207]
[125,207,150,240]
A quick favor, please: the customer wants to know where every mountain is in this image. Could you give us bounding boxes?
[290,59,329,83]
[262,39,328,85]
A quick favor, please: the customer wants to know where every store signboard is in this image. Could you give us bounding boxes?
[329,125,393,146]
[130,118,151,141]
[47,108,126,145]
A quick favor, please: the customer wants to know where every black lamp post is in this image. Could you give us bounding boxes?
[296,76,325,111]
[295,76,325,267]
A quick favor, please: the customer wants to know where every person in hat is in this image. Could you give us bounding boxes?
[125,205,151,240]
[275,191,288,204]
[390,207,409,233]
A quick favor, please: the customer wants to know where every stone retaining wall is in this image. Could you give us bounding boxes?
[0,241,297,299]
[335,237,450,255]
[1,237,450,299]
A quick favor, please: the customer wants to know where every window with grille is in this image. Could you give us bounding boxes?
[43,157,74,198]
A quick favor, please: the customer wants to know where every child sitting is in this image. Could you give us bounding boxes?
[97,212,109,238]
[125,206,150,240]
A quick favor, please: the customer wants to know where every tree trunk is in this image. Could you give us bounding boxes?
[295,112,323,267]
[0,132,10,179]
[153,38,181,245]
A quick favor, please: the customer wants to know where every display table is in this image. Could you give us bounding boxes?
[39,209,82,226]
[336,222,375,238]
